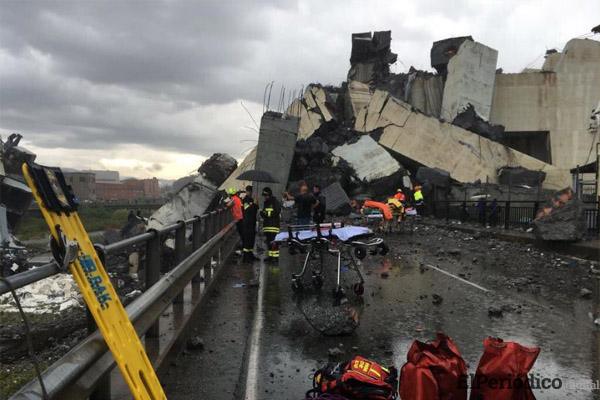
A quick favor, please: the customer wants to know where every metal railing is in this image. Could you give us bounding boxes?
[4,208,237,399]
[430,200,599,234]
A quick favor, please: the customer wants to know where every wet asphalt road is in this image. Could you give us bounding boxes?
[165,223,599,399]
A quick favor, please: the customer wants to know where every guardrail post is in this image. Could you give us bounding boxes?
[145,230,161,338]
[90,245,111,399]
[174,221,186,304]
[192,217,204,283]
[201,215,210,242]
[220,209,226,229]
[504,201,510,230]
[533,201,539,222]
[212,211,219,235]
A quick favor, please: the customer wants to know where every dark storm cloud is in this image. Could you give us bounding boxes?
[0,0,298,155]
[0,0,598,165]
[0,0,295,104]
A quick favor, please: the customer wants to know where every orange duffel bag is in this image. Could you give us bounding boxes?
[399,333,468,400]
[469,337,540,400]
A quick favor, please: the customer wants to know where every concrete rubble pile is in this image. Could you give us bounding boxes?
[174,30,593,230]
[0,133,35,276]
[533,188,586,241]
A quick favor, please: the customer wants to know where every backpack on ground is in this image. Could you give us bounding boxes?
[307,355,398,400]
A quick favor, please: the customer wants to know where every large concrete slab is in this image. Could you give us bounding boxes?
[441,40,498,121]
[287,85,335,140]
[345,80,372,120]
[253,112,299,200]
[331,135,401,182]
[149,176,217,230]
[357,90,570,190]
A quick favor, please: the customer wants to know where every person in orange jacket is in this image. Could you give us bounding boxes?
[225,187,244,245]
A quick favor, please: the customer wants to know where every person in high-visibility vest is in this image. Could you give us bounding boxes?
[260,187,281,262]
[413,185,424,215]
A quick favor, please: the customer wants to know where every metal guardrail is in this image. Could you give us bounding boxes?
[430,200,599,234]
[5,208,236,399]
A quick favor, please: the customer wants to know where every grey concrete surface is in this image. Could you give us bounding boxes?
[162,257,259,400]
[163,225,599,399]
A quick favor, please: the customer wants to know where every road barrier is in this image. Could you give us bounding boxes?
[430,200,599,235]
[4,208,237,400]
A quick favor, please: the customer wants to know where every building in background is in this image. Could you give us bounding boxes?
[63,171,96,201]
[89,170,119,183]
[96,177,160,201]
[63,169,161,202]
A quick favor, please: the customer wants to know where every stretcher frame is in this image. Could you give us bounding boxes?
[282,223,387,303]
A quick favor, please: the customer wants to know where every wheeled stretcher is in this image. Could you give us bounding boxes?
[275,223,389,304]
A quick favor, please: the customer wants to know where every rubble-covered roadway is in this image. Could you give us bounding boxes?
[162,221,599,399]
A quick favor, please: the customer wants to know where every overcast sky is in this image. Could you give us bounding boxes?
[1,0,598,179]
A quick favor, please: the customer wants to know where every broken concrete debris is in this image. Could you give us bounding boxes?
[197,153,237,188]
[452,103,505,142]
[533,188,586,241]
[357,90,569,190]
[430,36,473,76]
[287,85,336,140]
[321,182,352,216]
[440,38,498,121]
[497,166,546,187]
[348,31,397,83]
[219,146,257,192]
[331,136,401,183]
[415,167,451,189]
[172,29,586,243]
[1,133,35,276]
[148,154,237,231]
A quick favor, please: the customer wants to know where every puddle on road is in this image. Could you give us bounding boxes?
[256,248,599,399]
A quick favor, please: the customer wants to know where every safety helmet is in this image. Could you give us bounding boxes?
[227,187,237,195]
[397,188,403,193]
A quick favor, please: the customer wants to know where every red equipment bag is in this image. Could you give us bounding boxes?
[469,337,540,400]
[399,333,468,400]
[308,356,398,400]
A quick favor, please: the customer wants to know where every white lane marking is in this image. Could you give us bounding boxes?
[425,264,491,293]
[244,261,267,400]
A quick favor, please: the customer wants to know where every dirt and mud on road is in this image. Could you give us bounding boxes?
[4,222,599,399]
[164,222,599,399]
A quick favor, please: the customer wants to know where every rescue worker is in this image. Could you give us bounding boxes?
[225,187,244,245]
[260,187,281,262]
[413,185,424,215]
[312,184,326,225]
[394,188,406,203]
[242,185,258,262]
[283,182,318,226]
